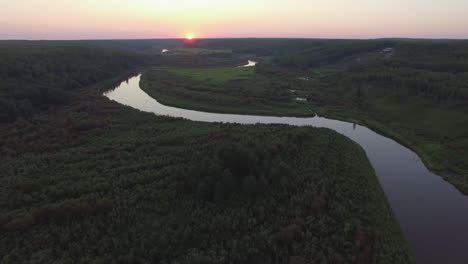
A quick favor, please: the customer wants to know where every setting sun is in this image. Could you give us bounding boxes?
[186,34,194,40]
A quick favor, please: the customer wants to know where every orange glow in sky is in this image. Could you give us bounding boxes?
[1,0,467,39]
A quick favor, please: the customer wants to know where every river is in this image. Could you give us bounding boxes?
[104,72,468,264]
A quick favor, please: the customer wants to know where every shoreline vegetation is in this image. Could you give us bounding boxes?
[140,71,466,192]
[141,69,468,194]
[139,71,453,173]
[0,42,414,263]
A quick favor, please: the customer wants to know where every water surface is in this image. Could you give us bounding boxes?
[104,74,468,264]
[238,60,257,67]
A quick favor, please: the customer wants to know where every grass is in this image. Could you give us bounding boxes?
[368,97,468,171]
[141,67,316,116]
[166,66,255,82]
[171,48,232,55]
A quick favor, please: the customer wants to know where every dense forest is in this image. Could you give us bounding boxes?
[0,42,150,122]
[0,41,245,123]
[0,42,413,263]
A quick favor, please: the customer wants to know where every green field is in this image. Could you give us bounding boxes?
[141,66,316,116]
[171,47,232,55]
[167,65,254,82]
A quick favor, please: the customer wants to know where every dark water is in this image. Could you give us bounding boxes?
[104,74,468,264]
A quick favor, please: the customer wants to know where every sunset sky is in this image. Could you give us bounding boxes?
[1,0,467,40]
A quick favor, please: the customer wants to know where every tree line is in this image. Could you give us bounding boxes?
[0,43,148,122]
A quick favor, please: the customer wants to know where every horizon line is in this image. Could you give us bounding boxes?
[1,37,468,41]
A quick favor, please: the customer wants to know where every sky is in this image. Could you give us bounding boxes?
[1,0,467,40]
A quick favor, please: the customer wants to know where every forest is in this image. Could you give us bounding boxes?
[0,41,413,263]
[0,42,148,122]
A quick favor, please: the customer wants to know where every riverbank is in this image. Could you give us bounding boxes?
[313,109,468,195]
[313,110,468,194]
[140,67,320,117]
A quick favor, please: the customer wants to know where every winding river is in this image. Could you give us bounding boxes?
[104,69,468,263]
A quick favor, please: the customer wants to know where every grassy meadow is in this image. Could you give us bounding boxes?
[167,65,254,82]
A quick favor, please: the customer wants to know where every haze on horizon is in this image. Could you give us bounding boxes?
[1,0,467,40]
